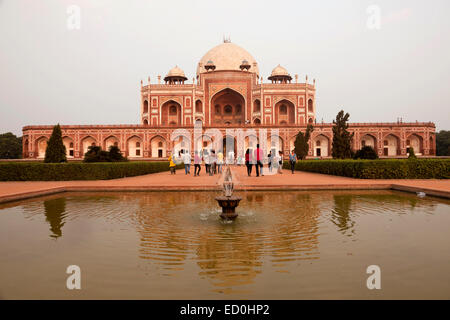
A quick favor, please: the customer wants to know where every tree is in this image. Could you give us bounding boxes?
[294,124,314,160]
[0,132,22,159]
[44,124,67,163]
[353,146,379,160]
[332,110,354,159]
[436,130,450,156]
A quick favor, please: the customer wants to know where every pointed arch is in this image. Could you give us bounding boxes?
[104,135,120,151]
[62,136,74,158]
[406,133,423,155]
[313,134,330,157]
[360,133,377,153]
[35,136,48,159]
[210,88,246,125]
[382,134,400,156]
[80,136,97,156]
[150,135,167,158]
[127,135,143,157]
[275,99,295,125]
[161,100,182,126]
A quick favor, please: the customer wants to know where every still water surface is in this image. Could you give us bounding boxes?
[0,190,449,299]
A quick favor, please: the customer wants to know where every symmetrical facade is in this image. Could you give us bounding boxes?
[22,41,436,160]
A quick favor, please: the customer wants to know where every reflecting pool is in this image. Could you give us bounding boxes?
[0,190,449,299]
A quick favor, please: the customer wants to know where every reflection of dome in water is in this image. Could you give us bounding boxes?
[197,42,259,76]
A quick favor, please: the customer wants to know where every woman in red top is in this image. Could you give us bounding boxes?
[245,148,252,176]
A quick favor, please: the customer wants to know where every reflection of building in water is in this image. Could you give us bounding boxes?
[132,191,321,293]
[43,198,67,239]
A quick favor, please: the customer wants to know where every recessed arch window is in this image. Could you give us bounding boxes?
[235,104,242,114]
[169,105,177,115]
[143,100,149,113]
[316,140,321,147]
[280,104,287,115]
[215,104,221,114]
[224,105,232,114]
[254,100,261,113]
[308,99,313,112]
[136,142,140,148]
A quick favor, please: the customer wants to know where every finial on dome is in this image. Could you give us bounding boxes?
[223,35,231,43]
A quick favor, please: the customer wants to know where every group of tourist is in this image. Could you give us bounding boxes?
[168,147,298,176]
[168,149,225,176]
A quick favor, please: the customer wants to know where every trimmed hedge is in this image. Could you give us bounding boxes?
[0,161,183,181]
[283,159,450,179]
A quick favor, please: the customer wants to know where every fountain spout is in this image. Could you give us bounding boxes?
[215,166,242,220]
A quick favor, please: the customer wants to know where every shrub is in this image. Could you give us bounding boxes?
[83,146,109,162]
[283,159,450,179]
[407,147,417,159]
[353,146,379,160]
[0,162,184,181]
[83,145,127,162]
[108,146,127,162]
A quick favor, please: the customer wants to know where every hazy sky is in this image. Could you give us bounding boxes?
[1,0,449,136]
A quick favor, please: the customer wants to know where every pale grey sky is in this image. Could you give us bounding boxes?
[1,0,449,136]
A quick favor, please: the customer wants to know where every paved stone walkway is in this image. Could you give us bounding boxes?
[0,165,449,203]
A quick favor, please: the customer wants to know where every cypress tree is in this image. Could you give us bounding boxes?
[44,124,67,163]
[294,124,314,160]
[331,110,354,159]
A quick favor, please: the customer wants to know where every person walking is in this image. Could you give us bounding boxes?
[289,150,297,174]
[277,150,283,174]
[254,144,263,177]
[203,150,210,175]
[267,151,273,173]
[245,148,252,176]
[183,151,191,175]
[194,151,201,176]
[168,153,176,175]
[217,150,224,174]
[209,150,216,176]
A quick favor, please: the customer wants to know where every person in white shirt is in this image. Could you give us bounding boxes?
[183,151,191,175]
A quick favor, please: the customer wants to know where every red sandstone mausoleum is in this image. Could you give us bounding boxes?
[22,40,436,160]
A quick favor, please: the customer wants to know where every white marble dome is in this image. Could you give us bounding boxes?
[197,42,259,76]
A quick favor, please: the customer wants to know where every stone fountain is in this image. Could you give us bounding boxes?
[215,166,242,220]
